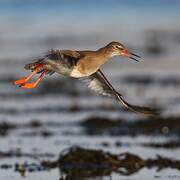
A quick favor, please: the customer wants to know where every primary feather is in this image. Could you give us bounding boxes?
[81,69,159,116]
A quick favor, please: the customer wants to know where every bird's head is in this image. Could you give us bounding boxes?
[106,41,141,62]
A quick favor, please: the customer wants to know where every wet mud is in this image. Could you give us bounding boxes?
[80,116,180,136]
[0,116,180,179]
[1,115,180,137]
[2,146,179,179]
[1,50,180,179]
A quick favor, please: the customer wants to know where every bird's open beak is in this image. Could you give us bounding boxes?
[121,49,141,62]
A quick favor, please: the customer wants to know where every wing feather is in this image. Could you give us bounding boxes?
[80,69,159,116]
[24,49,83,73]
[46,49,83,67]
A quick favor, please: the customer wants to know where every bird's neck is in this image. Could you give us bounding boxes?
[75,47,113,77]
[96,46,113,64]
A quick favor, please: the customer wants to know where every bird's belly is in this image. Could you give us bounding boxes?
[47,64,71,76]
[45,60,97,78]
[50,64,86,78]
[70,66,97,78]
[70,68,87,78]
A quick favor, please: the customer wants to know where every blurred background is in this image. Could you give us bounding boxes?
[0,0,180,179]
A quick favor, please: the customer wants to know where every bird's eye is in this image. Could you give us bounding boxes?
[115,45,124,50]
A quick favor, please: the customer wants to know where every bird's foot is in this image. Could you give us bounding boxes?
[21,69,47,89]
[13,64,43,87]
[14,77,28,85]
[21,82,38,89]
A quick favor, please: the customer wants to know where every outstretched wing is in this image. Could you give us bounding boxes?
[24,49,83,72]
[81,69,159,116]
[45,49,83,67]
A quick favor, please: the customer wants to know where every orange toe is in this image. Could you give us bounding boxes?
[21,82,37,89]
[14,78,27,85]
[16,68,47,89]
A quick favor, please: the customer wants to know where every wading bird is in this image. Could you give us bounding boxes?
[14,41,157,115]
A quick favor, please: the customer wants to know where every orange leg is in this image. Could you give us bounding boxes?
[13,64,43,86]
[21,69,47,89]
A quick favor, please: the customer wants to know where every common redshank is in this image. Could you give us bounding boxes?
[14,41,158,115]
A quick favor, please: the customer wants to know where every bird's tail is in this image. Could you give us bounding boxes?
[116,93,159,116]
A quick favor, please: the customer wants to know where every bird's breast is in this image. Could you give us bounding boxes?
[70,57,105,78]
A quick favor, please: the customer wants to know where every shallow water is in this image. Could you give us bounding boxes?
[0,58,180,179]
